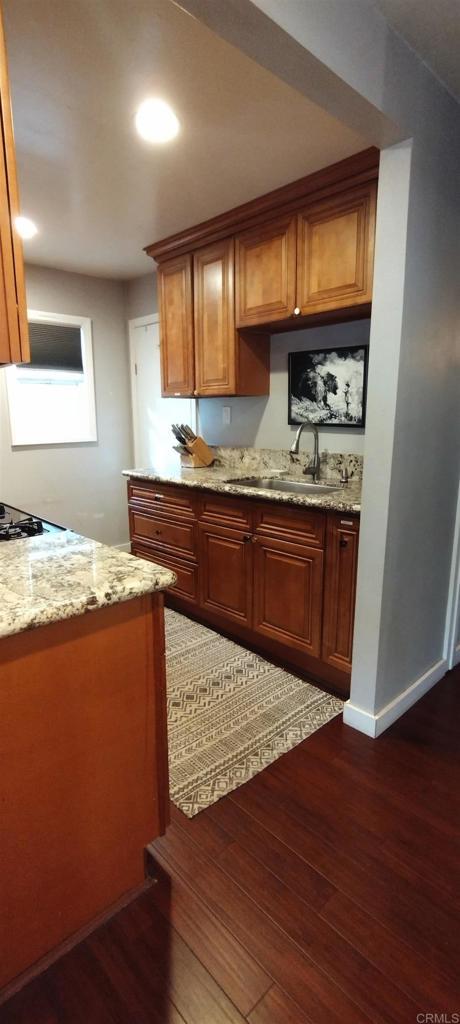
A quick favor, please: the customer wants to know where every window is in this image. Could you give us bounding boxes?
[5,310,97,445]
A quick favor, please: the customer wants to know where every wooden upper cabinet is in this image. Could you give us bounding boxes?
[0,9,29,366]
[297,182,376,315]
[235,215,297,327]
[194,238,235,396]
[158,254,194,396]
[322,514,359,673]
[149,151,379,396]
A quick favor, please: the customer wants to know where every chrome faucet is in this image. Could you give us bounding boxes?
[290,421,320,482]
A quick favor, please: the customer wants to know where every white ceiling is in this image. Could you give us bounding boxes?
[3,0,368,279]
[373,0,460,103]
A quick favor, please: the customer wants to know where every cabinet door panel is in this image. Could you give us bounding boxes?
[297,183,376,315]
[322,514,359,672]
[194,238,235,395]
[253,536,323,657]
[199,523,252,626]
[0,11,29,365]
[235,215,297,327]
[158,254,194,396]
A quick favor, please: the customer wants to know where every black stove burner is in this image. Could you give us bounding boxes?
[0,516,44,541]
[0,504,64,541]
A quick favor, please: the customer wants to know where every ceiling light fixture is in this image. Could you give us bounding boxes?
[15,216,38,240]
[135,98,180,144]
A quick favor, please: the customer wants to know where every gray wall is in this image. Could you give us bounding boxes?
[125,272,157,321]
[198,319,369,453]
[0,265,133,546]
[190,0,460,727]
[254,0,460,720]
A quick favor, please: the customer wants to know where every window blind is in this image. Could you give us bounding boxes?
[24,321,84,372]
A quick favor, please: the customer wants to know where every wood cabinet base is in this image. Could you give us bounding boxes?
[0,594,169,993]
[166,592,351,698]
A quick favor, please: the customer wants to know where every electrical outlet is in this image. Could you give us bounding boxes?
[222,406,232,426]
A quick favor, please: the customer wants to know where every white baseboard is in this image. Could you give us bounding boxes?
[453,641,460,667]
[343,657,448,737]
[113,541,131,552]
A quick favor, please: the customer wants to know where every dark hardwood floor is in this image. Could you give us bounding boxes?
[2,666,459,1023]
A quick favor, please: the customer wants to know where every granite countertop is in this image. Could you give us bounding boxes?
[0,530,176,640]
[123,464,361,515]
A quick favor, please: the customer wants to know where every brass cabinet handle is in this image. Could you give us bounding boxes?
[293,307,301,316]
[153,494,163,501]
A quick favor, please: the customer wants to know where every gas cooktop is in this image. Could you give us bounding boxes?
[0,503,65,542]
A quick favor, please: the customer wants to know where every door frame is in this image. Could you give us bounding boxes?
[128,313,197,467]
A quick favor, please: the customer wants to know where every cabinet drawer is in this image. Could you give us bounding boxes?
[199,493,253,532]
[128,480,196,518]
[129,509,197,560]
[132,544,198,605]
[254,504,325,548]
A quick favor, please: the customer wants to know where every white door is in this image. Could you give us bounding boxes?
[129,318,195,471]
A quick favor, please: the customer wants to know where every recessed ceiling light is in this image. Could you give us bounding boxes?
[15,216,38,240]
[135,98,180,144]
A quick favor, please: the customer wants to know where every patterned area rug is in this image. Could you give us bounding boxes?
[165,608,343,817]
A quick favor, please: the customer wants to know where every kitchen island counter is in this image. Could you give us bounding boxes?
[0,529,174,995]
[0,529,176,640]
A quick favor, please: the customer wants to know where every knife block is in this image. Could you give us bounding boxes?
[179,436,214,469]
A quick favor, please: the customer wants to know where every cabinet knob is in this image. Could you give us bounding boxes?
[339,538,348,548]
[193,389,198,396]
[243,534,252,543]
[153,494,163,501]
[293,307,301,316]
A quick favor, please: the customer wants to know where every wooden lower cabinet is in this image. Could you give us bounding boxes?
[132,542,198,606]
[0,595,168,991]
[253,535,323,658]
[199,522,253,626]
[322,514,359,672]
[128,482,359,694]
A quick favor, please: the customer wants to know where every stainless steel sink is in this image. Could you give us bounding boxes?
[231,477,340,496]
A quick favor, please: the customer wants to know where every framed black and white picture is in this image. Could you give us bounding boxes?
[288,346,368,428]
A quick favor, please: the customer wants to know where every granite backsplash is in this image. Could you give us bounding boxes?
[203,446,363,483]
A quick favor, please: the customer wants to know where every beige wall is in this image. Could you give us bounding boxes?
[0,265,133,546]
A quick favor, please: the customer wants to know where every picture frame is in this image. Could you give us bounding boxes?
[288,345,368,428]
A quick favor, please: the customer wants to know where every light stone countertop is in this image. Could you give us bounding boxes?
[0,529,176,640]
[123,464,361,515]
